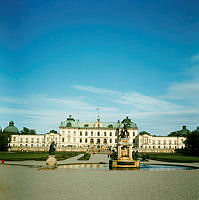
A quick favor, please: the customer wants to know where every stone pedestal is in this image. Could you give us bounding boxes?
[46,155,57,168]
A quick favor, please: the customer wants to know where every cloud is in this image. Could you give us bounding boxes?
[192,54,199,62]
[73,85,121,95]
[74,85,182,113]
[167,81,199,101]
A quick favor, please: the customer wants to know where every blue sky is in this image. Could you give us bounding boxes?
[0,0,199,135]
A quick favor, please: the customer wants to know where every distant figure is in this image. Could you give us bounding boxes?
[1,160,5,164]
[49,141,56,155]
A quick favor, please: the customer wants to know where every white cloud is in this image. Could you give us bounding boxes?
[192,54,199,62]
[73,85,121,95]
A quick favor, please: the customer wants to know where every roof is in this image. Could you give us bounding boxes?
[3,121,19,134]
[59,116,138,129]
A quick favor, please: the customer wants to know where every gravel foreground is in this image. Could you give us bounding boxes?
[0,165,199,200]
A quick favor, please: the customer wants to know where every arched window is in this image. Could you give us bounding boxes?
[67,122,72,127]
[84,124,89,128]
[97,139,100,144]
[90,139,94,144]
[108,124,113,128]
[103,139,107,144]
[80,138,82,143]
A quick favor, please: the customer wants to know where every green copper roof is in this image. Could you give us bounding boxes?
[59,116,138,129]
[3,121,19,134]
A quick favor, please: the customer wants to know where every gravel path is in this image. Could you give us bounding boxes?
[0,165,198,200]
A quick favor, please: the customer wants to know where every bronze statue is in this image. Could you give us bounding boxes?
[49,141,56,155]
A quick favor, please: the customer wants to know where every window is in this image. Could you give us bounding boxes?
[153,140,155,144]
[37,138,39,143]
[31,138,34,143]
[104,132,106,136]
[158,146,160,148]
[97,132,100,136]
[110,139,112,143]
[26,138,28,143]
[85,131,88,136]
[84,124,89,128]
[13,137,16,141]
[90,139,94,144]
[80,131,82,136]
[164,140,166,145]
[91,131,93,136]
[62,138,64,142]
[158,140,161,145]
[104,139,107,144]
[80,138,82,143]
[110,132,112,136]
[85,138,87,143]
[73,138,76,142]
[20,138,23,143]
[97,139,100,144]
[133,132,135,136]
[67,122,72,127]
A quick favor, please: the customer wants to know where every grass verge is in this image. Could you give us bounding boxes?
[147,153,199,163]
[0,151,82,161]
[77,153,91,160]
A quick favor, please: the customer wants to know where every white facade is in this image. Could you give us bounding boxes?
[8,116,186,152]
[134,134,186,152]
[10,116,139,151]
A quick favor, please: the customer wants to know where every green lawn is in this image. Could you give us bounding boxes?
[0,151,82,161]
[147,153,199,163]
[77,153,91,160]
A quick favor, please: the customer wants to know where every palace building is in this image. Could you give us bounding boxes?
[1,115,186,152]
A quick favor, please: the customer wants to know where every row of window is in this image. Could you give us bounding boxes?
[80,138,114,144]
[142,145,179,149]
[63,130,137,137]
[142,139,180,145]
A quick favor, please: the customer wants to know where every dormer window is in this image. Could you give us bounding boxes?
[108,124,113,128]
[66,122,72,127]
[84,124,89,128]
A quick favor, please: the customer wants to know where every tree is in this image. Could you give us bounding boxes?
[139,131,151,136]
[168,126,190,137]
[20,127,36,135]
[0,133,11,151]
[184,128,199,156]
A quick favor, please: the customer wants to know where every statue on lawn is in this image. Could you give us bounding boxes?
[49,141,56,155]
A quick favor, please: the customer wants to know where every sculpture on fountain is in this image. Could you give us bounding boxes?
[110,117,140,168]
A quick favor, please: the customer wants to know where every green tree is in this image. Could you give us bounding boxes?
[0,133,11,151]
[139,131,151,135]
[168,126,190,137]
[184,128,199,156]
[20,127,36,135]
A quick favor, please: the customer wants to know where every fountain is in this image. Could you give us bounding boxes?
[109,117,140,168]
